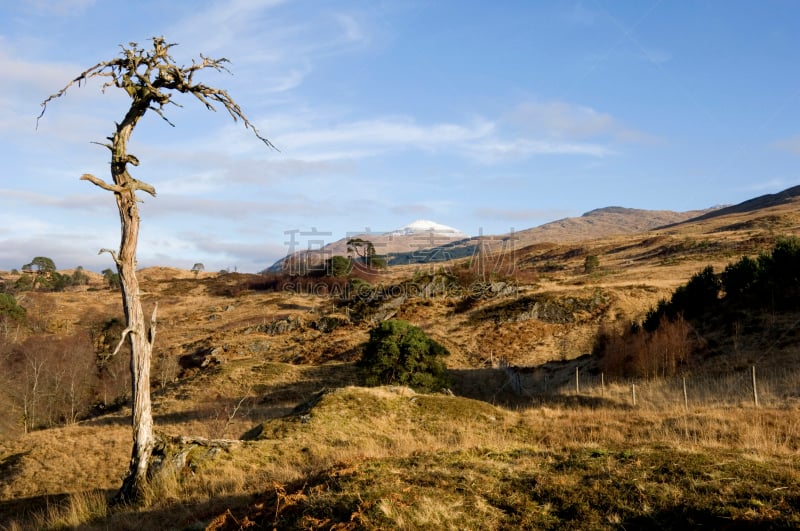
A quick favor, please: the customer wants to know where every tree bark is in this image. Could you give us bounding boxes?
[110,101,157,504]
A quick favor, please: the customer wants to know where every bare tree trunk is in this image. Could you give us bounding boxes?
[110,103,158,504]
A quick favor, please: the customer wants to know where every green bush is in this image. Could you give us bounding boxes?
[358,319,450,392]
[0,293,26,322]
[326,255,352,277]
[583,255,599,274]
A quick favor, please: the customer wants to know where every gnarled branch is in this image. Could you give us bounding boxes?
[130,179,157,197]
[81,173,124,193]
[98,248,121,266]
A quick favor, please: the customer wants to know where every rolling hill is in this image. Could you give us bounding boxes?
[1,185,799,529]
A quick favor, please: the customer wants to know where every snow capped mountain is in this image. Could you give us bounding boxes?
[390,220,468,238]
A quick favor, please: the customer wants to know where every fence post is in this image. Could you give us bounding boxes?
[601,372,605,398]
[683,377,688,410]
[631,383,637,407]
[575,367,580,395]
[752,365,759,407]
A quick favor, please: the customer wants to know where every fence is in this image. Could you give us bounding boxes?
[504,363,800,409]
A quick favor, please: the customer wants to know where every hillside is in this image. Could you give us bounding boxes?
[511,205,715,245]
[676,184,800,224]
[268,219,470,272]
[1,187,800,528]
[269,207,713,271]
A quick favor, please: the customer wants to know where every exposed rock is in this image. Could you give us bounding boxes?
[312,314,350,333]
[179,347,225,371]
[246,316,305,335]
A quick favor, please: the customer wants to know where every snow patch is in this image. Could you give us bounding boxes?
[391,219,468,238]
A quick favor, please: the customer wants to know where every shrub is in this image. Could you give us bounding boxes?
[721,255,759,301]
[0,293,26,323]
[326,255,352,277]
[358,319,450,391]
[583,255,599,274]
[643,265,720,331]
[596,316,692,378]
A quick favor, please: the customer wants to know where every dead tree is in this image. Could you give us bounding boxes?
[38,37,275,503]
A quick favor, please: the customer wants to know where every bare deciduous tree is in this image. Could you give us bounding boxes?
[38,37,274,503]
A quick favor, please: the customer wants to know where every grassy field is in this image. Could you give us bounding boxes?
[1,199,800,529]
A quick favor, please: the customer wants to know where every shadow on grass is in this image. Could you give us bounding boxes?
[254,363,360,406]
[0,489,249,530]
[79,362,362,429]
[448,367,625,409]
[621,509,791,530]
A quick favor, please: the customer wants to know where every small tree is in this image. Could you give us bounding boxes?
[22,256,57,290]
[0,293,26,337]
[583,255,599,274]
[71,266,89,287]
[347,238,376,265]
[38,37,274,503]
[358,319,450,392]
[191,263,205,277]
[102,268,121,290]
[326,255,351,277]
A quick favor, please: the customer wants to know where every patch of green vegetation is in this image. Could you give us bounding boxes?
[358,320,450,392]
[0,293,25,322]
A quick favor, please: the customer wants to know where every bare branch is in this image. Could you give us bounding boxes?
[130,179,156,197]
[81,173,124,193]
[90,141,114,152]
[37,60,119,129]
[98,248,121,266]
[148,302,158,347]
[148,105,176,127]
[111,327,136,358]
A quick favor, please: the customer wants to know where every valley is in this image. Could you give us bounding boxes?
[1,189,800,529]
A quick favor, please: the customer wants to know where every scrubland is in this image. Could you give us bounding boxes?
[2,201,800,529]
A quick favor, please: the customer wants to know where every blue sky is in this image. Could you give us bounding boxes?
[1,1,799,273]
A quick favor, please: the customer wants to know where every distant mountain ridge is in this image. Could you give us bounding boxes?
[674,185,800,225]
[267,185,800,271]
[267,219,471,271]
[268,207,715,271]
[507,206,716,248]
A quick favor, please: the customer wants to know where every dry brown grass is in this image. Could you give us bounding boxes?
[2,198,800,528]
[2,380,799,529]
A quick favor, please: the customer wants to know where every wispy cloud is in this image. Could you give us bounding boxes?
[773,136,800,155]
[509,100,655,143]
[0,189,113,213]
[391,204,436,217]
[168,0,373,95]
[272,110,623,164]
[22,0,95,15]
[470,139,614,162]
[277,117,495,158]
[475,207,574,222]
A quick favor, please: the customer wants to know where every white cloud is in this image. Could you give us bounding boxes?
[277,117,495,157]
[470,139,613,162]
[509,100,654,143]
[334,13,369,45]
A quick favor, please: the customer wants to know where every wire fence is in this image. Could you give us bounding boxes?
[507,364,800,409]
